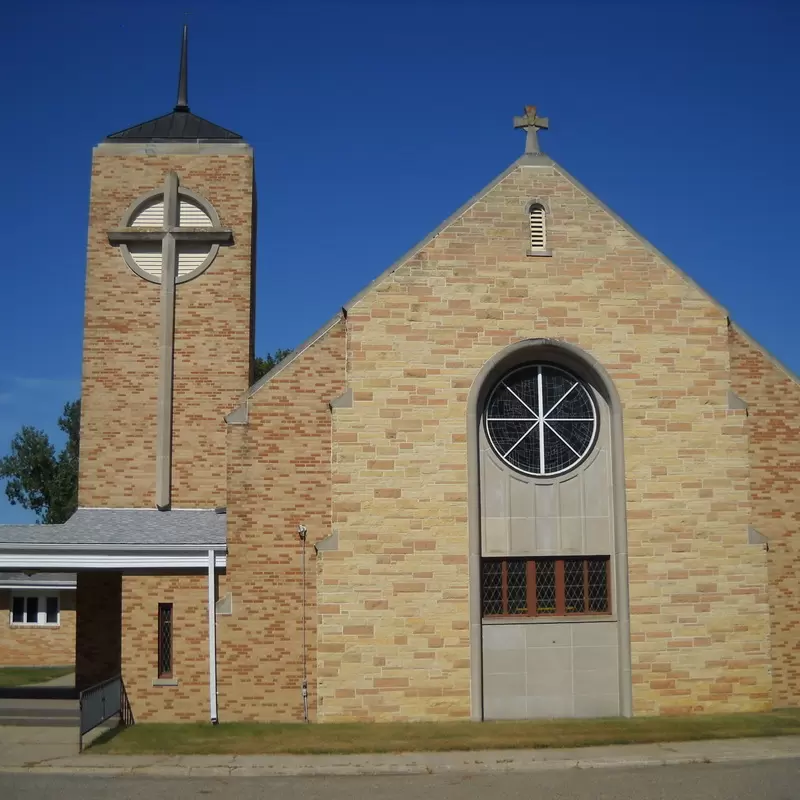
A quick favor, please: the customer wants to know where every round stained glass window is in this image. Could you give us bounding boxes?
[484,364,598,477]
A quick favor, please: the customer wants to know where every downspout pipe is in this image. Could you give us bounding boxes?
[208,548,218,723]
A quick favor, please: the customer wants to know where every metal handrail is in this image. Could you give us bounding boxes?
[78,675,134,752]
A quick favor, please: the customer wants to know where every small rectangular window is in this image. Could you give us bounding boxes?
[158,603,173,678]
[507,560,528,615]
[482,557,610,618]
[10,594,60,625]
[26,596,39,624]
[46,596,59,624]
[481,561,503,616]
[535,559,557,615]
[587,558,610,613]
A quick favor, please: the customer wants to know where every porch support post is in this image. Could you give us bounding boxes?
[207,548,218,723]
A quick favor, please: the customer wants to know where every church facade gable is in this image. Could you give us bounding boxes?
[317,159,771,720]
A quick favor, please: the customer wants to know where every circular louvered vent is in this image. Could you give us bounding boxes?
[127,198,214,281]
[484,364,598,477]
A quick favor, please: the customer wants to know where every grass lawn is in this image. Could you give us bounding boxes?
[91,708,800,755]
[0,666,74,688]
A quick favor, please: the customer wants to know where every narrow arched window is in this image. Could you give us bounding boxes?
[529,203,546,252]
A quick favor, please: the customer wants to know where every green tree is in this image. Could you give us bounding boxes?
[253,349,292,382]
[0,400,80,524]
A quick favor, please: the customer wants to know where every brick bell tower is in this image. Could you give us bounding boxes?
[79,25,255,510]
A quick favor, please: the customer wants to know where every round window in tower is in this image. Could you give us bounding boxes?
[484,364,599,477]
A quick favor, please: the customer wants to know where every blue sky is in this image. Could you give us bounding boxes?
[1,0,798,523]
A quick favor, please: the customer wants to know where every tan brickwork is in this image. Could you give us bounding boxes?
[77,145,256,718]
[79,149,254,509]
[0,590,75,667]
[218,323,346,721]
[730,326,800,706]
[72,135,789,724]
[318,162,772,721]
[121,574,211,722]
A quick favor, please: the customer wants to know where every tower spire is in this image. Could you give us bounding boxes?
[174,24,189,112]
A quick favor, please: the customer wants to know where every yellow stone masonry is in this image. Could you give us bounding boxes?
[318,162,771,720]
[72,136,791,724]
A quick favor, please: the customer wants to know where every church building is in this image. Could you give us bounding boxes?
[1,28,798,724]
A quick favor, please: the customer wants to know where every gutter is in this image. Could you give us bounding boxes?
[208,549,219,724]
[0,542,227,551]
[0,581,77,590]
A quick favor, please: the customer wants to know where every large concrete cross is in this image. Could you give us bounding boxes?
[513,106,549,154]
[108,172,231,510]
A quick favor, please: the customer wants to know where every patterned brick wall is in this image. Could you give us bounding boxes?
[729,325,800,706]
[218,322,346,721]
[74,144,789,723]
[121,574,210,722]
[0,591,75,667]
[79,148,254,509]
[75,573,121,691]
[318,160,771,720]
[77,145,255,719]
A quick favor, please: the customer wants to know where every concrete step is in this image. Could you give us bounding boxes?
[0,698,79,728]
[0,715,78,727]
[0,686,77,700]
[0,707,78,719]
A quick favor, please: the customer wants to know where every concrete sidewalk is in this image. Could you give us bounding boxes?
[0,671,78,727]
[2,734,800,777]
[29,671,76,689]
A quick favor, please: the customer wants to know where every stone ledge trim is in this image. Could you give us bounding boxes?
[728,388,748,411]
[315,530,339,553]
[526,249,553,258]
[329,389,353,410]
[748,526,768,546]
[215,593,233,615]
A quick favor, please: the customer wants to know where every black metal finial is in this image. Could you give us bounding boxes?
[174,24,189,112]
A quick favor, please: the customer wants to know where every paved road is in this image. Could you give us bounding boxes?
[2,759,799,799]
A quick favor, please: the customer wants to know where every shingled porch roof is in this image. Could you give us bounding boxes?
[0,509,227,570]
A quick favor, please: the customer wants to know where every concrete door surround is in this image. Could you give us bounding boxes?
[466,338,632,720]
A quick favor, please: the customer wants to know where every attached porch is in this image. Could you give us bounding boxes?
[0,508,226,724]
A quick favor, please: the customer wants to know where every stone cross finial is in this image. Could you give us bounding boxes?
[513,106,549,154]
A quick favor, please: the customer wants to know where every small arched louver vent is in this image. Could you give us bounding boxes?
[529,203,546,251]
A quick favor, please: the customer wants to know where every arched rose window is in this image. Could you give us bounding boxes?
[484,364,598,477]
